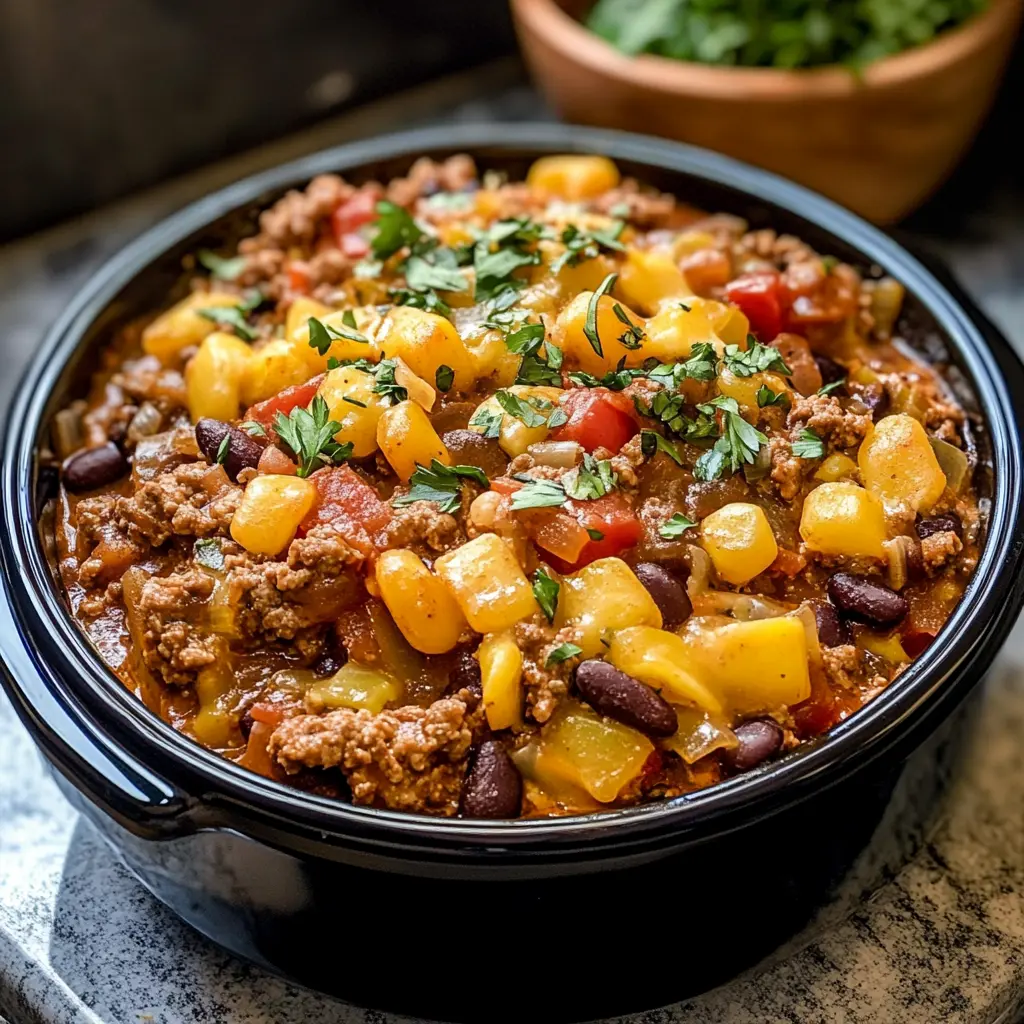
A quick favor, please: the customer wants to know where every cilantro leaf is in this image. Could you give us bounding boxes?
[215,434,231,465]
[510,478,567,511]
[367,359,408,405]
[584,273,618,357]
[495,390,548,429]
[659,513,697,538]
[532,568,560,623]
[473,217,545,302]
[468,406,502,439]
[196,305,256,342]
[817,378,846,396]
[239,420,267,438]
[197,250,245,281]
[640,429,683,465]
[613,302,645,349]
[586,527,605,541]
[504,322,546,355]
[307,316,334,356]
[693,396,768,480]
[547,642,583,667]
[404,254,468,295]
[756,384,789,407]
[568,365,644,391]
[273,395,352,477]
[723,341,791,378]
[371,200,425,260]
[549,221,625,274]
[792,428,826,459]
[393,460,489,514]
[194,537,226,571]
[435,365,454,393]
[562,453,617,500]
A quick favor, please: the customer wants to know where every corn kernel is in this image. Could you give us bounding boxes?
[185,331,252,422]
[526,155,620,201]
[376,401,450,483]
[241,338,313,406]
[467,385,564,457]
[230,475,315,556]
[317,365,389,458]
[142,291,242,363]
[607,626,722,712]
[375,549,466,654]
[700,502,779,586]
[556,558,663,658]
[679,616,811,714]
[616,249,688,315]
[859,414,946,513]
[477,631,524,730]
[550,292,646,374]
[375,306,475,392]
[435,534,537,633]
[799,482,887,559]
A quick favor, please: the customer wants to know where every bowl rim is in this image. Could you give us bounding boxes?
[511,0,1023,100]
[3,122,1024,856]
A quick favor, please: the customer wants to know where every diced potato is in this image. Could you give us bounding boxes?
[679,616,811,714]
[142,290,242,363]
[374,306,475,392]
[467,385,563,457]
[642,296,747,363]
[291,305,383,373]
[241,338,314,405]
[376,401,450,483]
[607,626,722,712]
[375,549,466,654]
[858,414,946,513]
[307,662,400,714]
[692,296,750,345]
[477,631,524,730]
[435,533,537,633]
[284,295,332,344]
[556,557,662,658]
[815,452,859,483]
[538,702,653,803]
[230,474,316,555]
[464,329,521,388]
[526,155,620,201]
[700,502,779,586]
[553,251,618,298]
[716,368,791,414]
[616,249,688,315]
[669,230,719,259]
[185,331,252,422]
[799,482,887,559]
[512,741,602,812]
[317,365,389,458]
[551,292,646,374]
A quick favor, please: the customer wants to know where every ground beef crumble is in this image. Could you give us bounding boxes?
[136,569,218,686]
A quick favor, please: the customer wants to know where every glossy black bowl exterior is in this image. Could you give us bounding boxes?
[3,125,1024,1020]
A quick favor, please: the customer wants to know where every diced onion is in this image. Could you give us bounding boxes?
[126,402,163,445]
[394,357,435,411]
[929,437,970,493]
[527,441,582,468]
[53,406,85,460]
[792,603,823,670]
[661,706,737,764]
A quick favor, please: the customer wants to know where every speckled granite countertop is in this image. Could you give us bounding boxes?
[2,64,1024,1024]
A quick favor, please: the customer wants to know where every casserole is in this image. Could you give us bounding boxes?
[3,124,1023,1020]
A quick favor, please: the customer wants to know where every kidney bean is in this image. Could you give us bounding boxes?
[901,629,936,658]
[827,573,908,628]
[916,511,963,541]
[575,660,678,738]
[813,601,852,648]
[813,354,846,388]
[725,719,784,772]
[195,418,264,482]
[460,740,522,818]
[312,635,348,678]
[634,562,691,629]
[62,442,129,492]
[447,648,482,699]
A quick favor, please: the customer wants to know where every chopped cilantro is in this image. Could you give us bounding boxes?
[532,568,560,623]
[547,642,583,666]
[640,429,683,465]
[468,406,502,439]
[562,453,617,500]
[510,478,567,511]
[723,341,791,378]
[504,322,546,354]
[584,273,618,356]
[473,217,546,302]
[196,304,256,342]
[613,302,645,349]
[792,428,826,459]
[586,527,605,541]
[371,200,425,260]
[435,364,454,393]
[393,460,489,514]
[817,378,846,396]
[197,250,245,281]
[404,253,468,294]
[756,384,789,407]
[549,221,625,274]
[694,396,768,481]
[495,389,548,429]
[659,513,697,538]
[239,420,267,438]
[273,395,352,477]
[367,358,408,405]
[215,434,231,465]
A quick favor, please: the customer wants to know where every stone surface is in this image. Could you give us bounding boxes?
[2,67,1024,1024]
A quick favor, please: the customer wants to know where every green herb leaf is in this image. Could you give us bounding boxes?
[546,642,583,667]
[693,396,768,480]
[495,389,547,429]
[756,384,789,407]
[367,358,409,405]
[532,568,560,623]
[435,364,455,393]
[546,407,569,429]
[393,460,489,514]
[239,420,267,438]
[272,394,352,477]
[562,453,617,500]
[613,302,645,349]
[640,429,683,465]
[510,478,567,511]
[584,273,618,357]
[371,200,425,260]
[468,406,502,439]
[549,221,625,274]
[817,378,846,396]
[659,513,697,539]
[197,250,245,281]
[504,322,546,355]
[472,217,546,302]
[586,527,605,541]
[215,434,231,465]
[194,537,226,571]
[196,305,256,342]
[404,254,468,295]
[724,341,791,378]
[792,427,826,459]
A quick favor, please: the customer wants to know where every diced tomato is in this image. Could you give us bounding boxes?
[792,673,861,738]
[300,466,391,555]
[560,493,642,569]
[243,375,324,431]
[286,261,312,294]
[488,477,521,497]
[900,629,936,658]
[248,703,288,727]
[725,272,785,341]
[522,510,590,564]
[331,190,378,239]
[769,548,806,577]
[552,388,638,453]
[639,749,665,789]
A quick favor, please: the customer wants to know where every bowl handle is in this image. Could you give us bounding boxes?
[0,606,196,841]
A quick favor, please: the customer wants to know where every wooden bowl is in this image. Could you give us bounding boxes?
[511,0,1023,222]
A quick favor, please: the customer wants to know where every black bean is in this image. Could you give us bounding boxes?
[447,648,482,699]
[814,354,846,388]
[195,418,263,482]
[575,660,678,738]
[813,601,852,648]
[460,740,522,819]
[440,429,509,479]
[634,562,691,629]
[827,572,908,628]
[35,464,60,509]
[312,635,348,678]
[725,720,784,772]
[62,442,129,492]
[916,512,963,541]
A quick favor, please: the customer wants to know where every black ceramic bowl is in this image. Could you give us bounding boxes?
[3,125,1024,1022]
